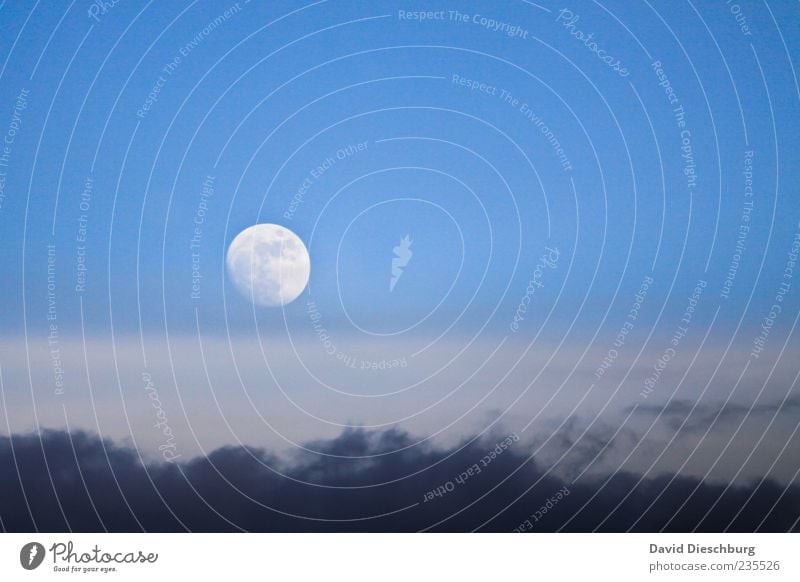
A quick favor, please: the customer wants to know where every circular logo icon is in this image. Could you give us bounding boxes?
[19,542,45,570]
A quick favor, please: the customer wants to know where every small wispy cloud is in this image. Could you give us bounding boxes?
[390,235,413,292]
[627,396,800,433]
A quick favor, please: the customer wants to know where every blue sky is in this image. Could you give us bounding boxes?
[0,1,799,486]
[1,1,797,336]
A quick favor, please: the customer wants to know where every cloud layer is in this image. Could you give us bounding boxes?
[1,429,797,532]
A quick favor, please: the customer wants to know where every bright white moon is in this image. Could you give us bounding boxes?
[226,224,310,307]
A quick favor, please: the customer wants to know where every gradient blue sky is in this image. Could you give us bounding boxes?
[0,0,796,333]
[0,1,799,483]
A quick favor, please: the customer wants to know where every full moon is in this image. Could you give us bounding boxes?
[226,224,311,307]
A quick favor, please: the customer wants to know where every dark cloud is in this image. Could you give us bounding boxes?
[629,396,800,433]
[0,429,797,532]
[535,416,643,481]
